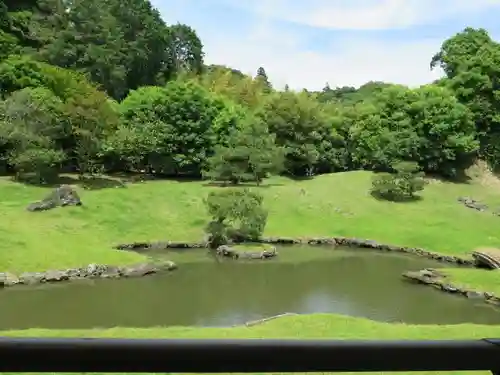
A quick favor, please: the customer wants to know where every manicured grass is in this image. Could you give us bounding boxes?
[3,313,499,375]
[442,268,500,295]
[2,170,500,273]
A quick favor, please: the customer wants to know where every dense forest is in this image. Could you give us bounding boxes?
[1,0,499,184]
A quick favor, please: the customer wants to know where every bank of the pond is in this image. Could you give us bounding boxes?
[0,260,177,288]
[403,268,500,306]
[116,236,475,265]
[2,314,500,375]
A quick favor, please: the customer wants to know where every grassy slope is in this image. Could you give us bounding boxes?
[4,314,500,375]
[2,171,500,272]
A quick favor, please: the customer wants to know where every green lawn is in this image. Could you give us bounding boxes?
[3,313,500,375]
[2,171,500,272]
[442,268,500,295]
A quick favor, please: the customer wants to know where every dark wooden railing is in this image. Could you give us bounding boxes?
[0,337,499,373]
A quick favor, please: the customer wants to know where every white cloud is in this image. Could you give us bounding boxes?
[217,0,500,30]
[202,24,444,90]
[153,0,500,90]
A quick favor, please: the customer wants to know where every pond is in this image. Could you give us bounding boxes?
[1,246,500,330]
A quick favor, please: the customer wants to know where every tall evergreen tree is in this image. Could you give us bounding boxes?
[255,66,272,93]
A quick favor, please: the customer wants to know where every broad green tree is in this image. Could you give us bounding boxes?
[113,80,240,176]
[348,84,478,176]
[203,117,285,185]
[204,188,268,247]
[256,91,332,176]
[431,27,500,168]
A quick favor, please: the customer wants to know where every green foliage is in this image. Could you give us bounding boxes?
[0,87,66,183]
[0,55,50,96]
[431,27,500,168]
[167,23,204,76]
[347,84,478,176]
[371,161,426,201]
[254,67,272,93]
[204,188,268,246]
[1,6,499,186]
[256,91,332,176]
[0,56,119,179]
[110,80,237,176]
[203,117,285,185]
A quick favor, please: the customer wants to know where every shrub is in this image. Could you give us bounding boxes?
[204,188,268,247]
[371,161,426,201]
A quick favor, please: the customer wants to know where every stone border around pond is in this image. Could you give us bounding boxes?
[403,269,500,307]
[115,236,475,266]
[0,261,177,289]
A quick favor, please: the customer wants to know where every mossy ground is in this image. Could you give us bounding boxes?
[1,171,500,375]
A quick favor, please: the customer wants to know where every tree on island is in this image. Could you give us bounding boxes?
[204,188,268,248]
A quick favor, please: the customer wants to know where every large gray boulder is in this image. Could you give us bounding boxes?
[27,184,82,212]
[216,245,278,260]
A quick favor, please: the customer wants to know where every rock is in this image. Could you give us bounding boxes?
[465,290,485,299]
[486,296,500,306]
[120,263,159,277]
[441,284,459,293]
[402,269,443,284]
[100,266,122,278]
[216,245,237,258]
[0,260,177,289]
[458,196,488,212]
[0,272,19,287]
[216,245,277,260]
[26,185,82,212]
[86,263,108,277]
[156,260,177,271]
[44,270,69,282]
[26,200,57,212]
[66,268,85,279]
[19,272,46,285]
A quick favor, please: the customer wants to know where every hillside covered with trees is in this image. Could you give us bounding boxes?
[0,0,499,186]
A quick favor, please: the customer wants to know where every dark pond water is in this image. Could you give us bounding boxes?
[1,246,500,330]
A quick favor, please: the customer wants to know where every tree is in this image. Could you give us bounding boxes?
[41,0,128,99]
[204,188,268,247]
[115,80,239,176]
[0,0,62,59]
[431,27,500,168]
[371,161,426,202]
[40,0,197,99]
[203,117,285,185]
[167,23,204,76]
[0,55,53,97]
[410,84,478,176]
[347,84,478,176]
[0,87,67,183]
[198,65,268,109]
[0,56,120,176]
[255,66,272,93]
[256,90,332,176]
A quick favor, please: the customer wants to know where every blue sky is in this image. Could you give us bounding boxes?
[150,0,500,90]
